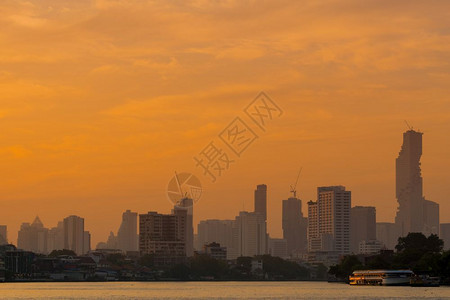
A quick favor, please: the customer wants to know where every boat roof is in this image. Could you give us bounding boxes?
[352,270,414,274]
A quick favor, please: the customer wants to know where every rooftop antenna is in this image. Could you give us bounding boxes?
[290,167,303,198]
[174,171,187,206]
[404,120,413,131]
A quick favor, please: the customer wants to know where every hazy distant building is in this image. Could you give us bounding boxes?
[282,197,307,255]
[254,184,267,221]
[395,129,439,237]
[139,210,187,266]
[376,222,399,250]
[84,231,91,254]
[173,198,194,257]
[234,211,267,258]
[17,216,48,254]
[269,238,288,258]
[307,186,351,255]
[358,240,382,255]
[0,225,7,245]
[47,221,64,253]
[197,219,234,258]
[441,223,450,251]
[203,242,227,261]
[117,210,139,252]
[63,215,86,256]
[350,206,376,254]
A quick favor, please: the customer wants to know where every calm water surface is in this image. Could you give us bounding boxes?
[0,282,449,299]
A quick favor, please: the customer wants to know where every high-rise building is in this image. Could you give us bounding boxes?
[282,197,307,255]
[269,238,288,258]
[395,129,439,237]
[17,216,48,254]
[254,184,267,221]
[376,222,399,250]
[0,225,7,245]
[83,231,91,254]
[440,223,450,251]
[63,215,85,256]
[233,211,267,258]
[173,198,194,257]
[139,210,187,266]
[47,221,64,253]
[350,206,376,254]
[117,210,139,252]
[307,186,351,255]
[197,219,234,258]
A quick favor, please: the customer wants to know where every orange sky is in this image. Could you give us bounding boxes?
[1,0,449,246]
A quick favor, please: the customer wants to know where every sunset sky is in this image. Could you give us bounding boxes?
[1,0,450,246]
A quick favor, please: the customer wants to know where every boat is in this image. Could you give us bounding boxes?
[410,274,440,287]
[349,270,414,286]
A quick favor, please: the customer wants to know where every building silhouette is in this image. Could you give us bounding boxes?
[441,223,450,251]
[117,210,139,252]
[282,197,307,256]
[196,219,234,259]
[254,184,267,221]
[139,210,187,266]
[17,216,48,254]
[350,206,376,254]
[395,129,439,236]
[233,211,267,258]
[376,222,399,250]
[47,221,64,253]
[173,198,194,257]
[63,215,87,256]
[308,186,351,255]
[0,225,7,245]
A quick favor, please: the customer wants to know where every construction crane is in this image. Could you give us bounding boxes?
[404,120,413,131]
[290,167,303,198]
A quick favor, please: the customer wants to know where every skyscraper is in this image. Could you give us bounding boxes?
[308,186,351,255]
[17,216,48,254]
[117,210,139,252]
[173,198,194,257]
[395,129,439,236]
[234,211,267,257]
[254,184,267,221]
[47,221,64,253]
[376,222,399,250]
[282,197,307,255]
[139,210,187,266]
[0,225,7,245]
[63,215,85,255]
[197,219,234,258]
[350,206,376,254]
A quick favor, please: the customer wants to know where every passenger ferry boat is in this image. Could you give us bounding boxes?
[349,270,414,286]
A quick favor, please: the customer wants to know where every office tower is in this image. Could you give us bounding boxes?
[282,197,307,255]
[376,222,399,250]
[83,231,91,254]
[63,215,85,256]
[350,206,376,254]
[269,238,288,258]
[254,184,267,221]
[233,211,267,257]
[441,223,450,251]
[0,225,7,245]
[47,221,64,253]
[173,198,194,257]
[307,186,351,255]
[117,210,139,252]
[197,219,234,258]
[17,216,48,254]
[423,200,440,236]
[395,129,439,237]
[139,209,187,266]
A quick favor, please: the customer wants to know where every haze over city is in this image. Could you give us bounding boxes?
[1,0,450,249]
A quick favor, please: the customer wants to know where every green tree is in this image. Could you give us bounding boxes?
[48,249,77,257]
[329,255,363,280]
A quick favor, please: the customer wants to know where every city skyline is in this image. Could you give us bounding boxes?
[1,126,448,247]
